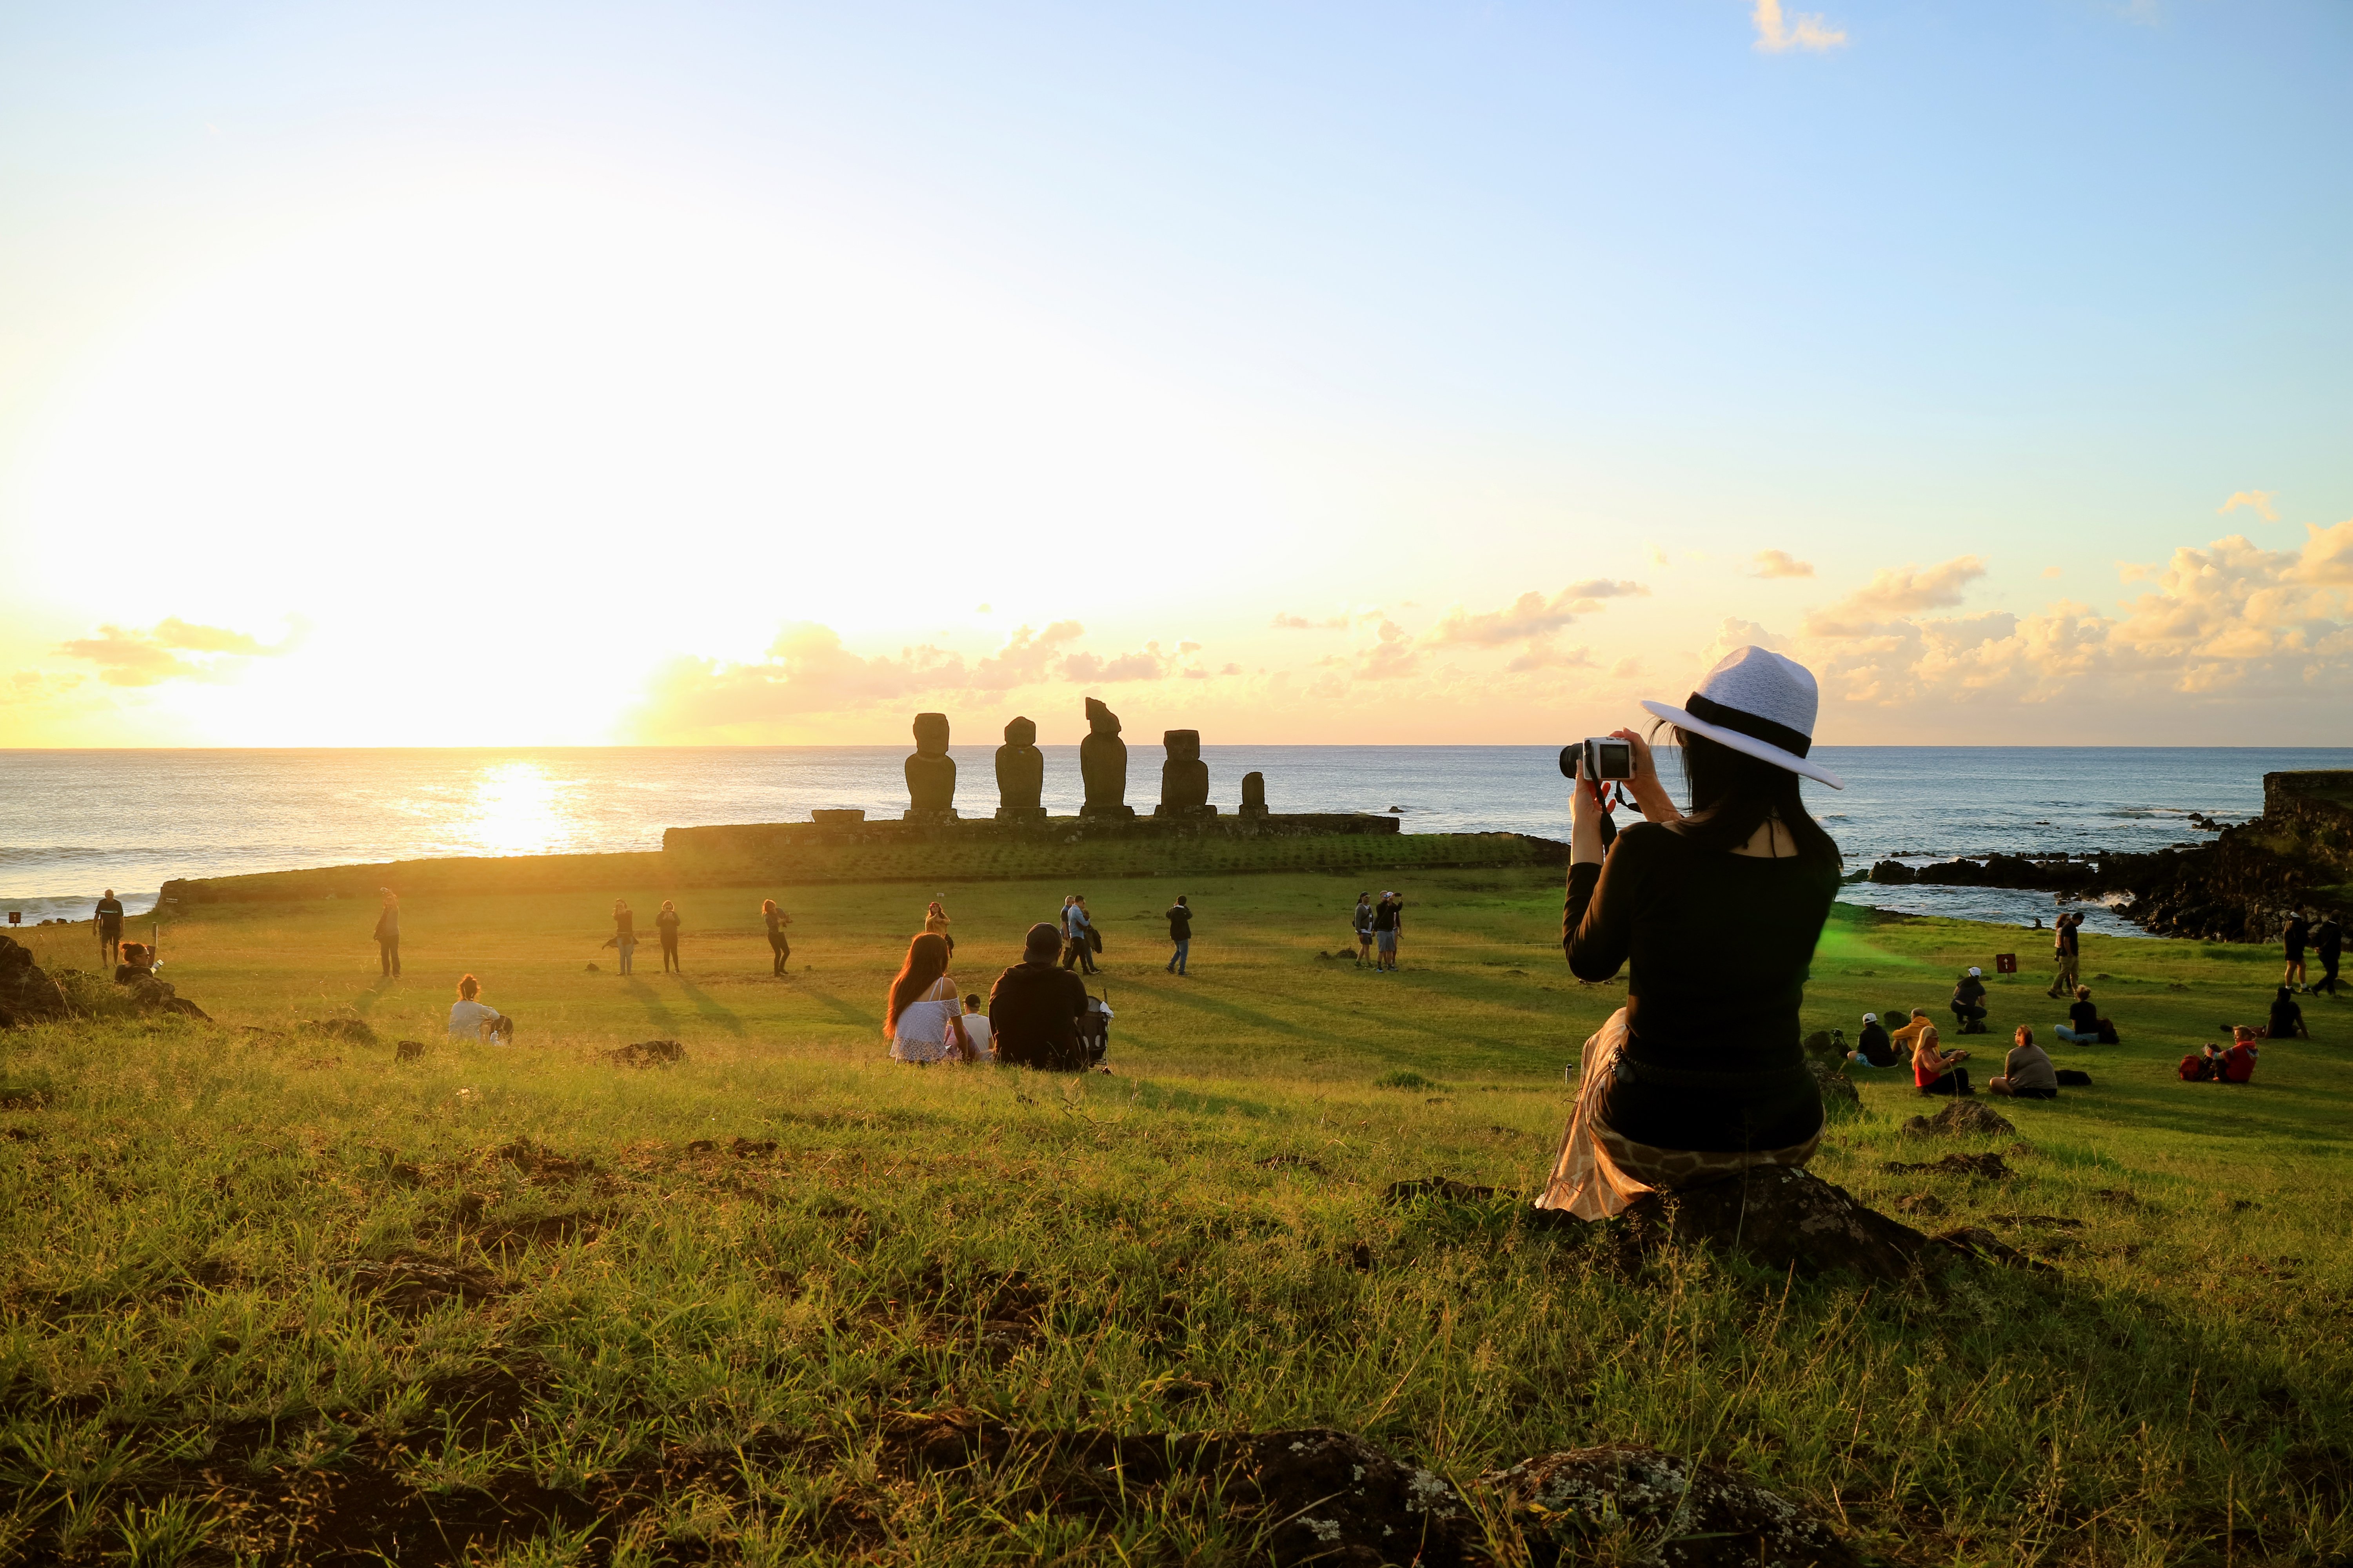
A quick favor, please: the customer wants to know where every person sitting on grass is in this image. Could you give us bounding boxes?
[1889,1008,1934,1054]
[2221,1027,2259,1083]
[960,991,992,1060]
[990,922,1090,1071]
[885,933,973,1065]
[113,941,156,985]
[2264,985,2308,1040]
[1950,967,1990,1034]
[448,974,513,1043]
[1848,1012,1901,1069]
[1913,1023,1973,1097]
[2055,985,2102,1044]
[1989,1025,2057,1099]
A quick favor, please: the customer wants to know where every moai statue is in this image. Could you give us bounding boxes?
[903,712,958,820]
[1155,730,1216,818]
[994,715,1047,821]
[1239,770,1269,818]
[1078,697,1134,819]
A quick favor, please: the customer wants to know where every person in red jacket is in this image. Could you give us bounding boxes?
[2220,1026,2259,1083]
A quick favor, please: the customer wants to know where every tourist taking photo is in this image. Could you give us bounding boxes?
[1537,646,1847,1220]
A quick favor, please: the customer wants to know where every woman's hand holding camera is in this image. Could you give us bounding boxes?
[1606,728,1683,825]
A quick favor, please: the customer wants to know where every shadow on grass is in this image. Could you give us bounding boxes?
[623,979,678,1033]
[1118,1078,1275,1120]
[672,978,745,1035]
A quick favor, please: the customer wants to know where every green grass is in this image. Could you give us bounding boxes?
[3,871,2349,1565]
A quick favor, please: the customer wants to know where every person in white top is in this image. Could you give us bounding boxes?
[959,992,993,1061]
[885,933,975,1063]
[447,973,509,1042]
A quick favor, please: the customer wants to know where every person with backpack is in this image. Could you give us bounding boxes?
[1989,1025,2058,1099]
[1165,895,1192,976]
[2055,985,2102,1044]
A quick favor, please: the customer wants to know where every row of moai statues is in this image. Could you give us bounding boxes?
[903,700,1268,821]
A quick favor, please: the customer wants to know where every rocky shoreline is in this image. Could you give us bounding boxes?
[1858,770,2352,942]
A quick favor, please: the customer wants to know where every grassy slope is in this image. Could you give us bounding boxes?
[2,871,2349,1566]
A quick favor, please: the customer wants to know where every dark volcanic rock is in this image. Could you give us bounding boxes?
[1615,1165,1939,1282]
[1484,1444,1857,1568]
[0,936,70,1029]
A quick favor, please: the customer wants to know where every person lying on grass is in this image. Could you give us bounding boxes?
[1989,1025,2057,1099]
[1539,645,1847,1220]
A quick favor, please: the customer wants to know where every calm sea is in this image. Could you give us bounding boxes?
[5,747,2348,936]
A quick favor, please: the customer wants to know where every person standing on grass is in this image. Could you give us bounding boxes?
[1372,891,1403,973]
[762,898,792,976]
[612,899,636,976]
[93,889,125,966]
[2315,916,2343,998]
[992,922,1090,1071]
[2046,911,2081,999]
[1989,1025,2057,1099]
[373,889,402,979]
[1352,892,1375,966]
[2282,911,2310,993]
[656,900,682,974]
[1165,895,1192,976]
[925,899,955,958]
[1062,894,1098,975]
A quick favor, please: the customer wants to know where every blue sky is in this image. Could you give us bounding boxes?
[2,1,2348,744]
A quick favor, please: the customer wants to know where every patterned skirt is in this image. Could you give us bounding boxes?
[1536,1008,1821,1220]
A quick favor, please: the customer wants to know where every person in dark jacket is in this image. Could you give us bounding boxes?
[1165,895,1192,975]
[1847,1013,1900,1069]
[2283,911,2310,992]
[1950,967,1989,1033]
[93,889,125,965]
[2266,985,2308,1040]
[1537,646,1846,1220]
[374,889,402,979]
[2315,917,2343,998]
[990,923,1091,1071]
[656,900,683,973]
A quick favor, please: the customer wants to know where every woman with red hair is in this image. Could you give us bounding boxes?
[885,932,974,1063]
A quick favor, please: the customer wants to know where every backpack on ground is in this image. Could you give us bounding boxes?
[1077,990,1111,1065]
[2055,1068,2092,1087]
[2097,1017,2120,1045]
[2178,1054,2212,1082]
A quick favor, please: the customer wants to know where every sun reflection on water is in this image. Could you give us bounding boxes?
[463,761,572,856]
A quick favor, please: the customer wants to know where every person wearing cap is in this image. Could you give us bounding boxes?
[1371,891,1404,973]
[1950,967,1990,1034]
[1847,1013,1900,1069]
[1537,646,1848,1220]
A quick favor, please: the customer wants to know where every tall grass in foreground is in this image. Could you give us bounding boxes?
[2,1014,2349,1566]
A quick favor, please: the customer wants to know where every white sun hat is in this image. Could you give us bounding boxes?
[1641,646,1845,789]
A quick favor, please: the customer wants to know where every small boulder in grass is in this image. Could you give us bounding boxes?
[1903,1100,2017,1138]
[605,1039,685,1067]
[395,1039,425,1062]
[1483,1445,1858,1568]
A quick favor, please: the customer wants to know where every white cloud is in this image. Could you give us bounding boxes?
[55,617,298,687]
[2219,490,2279,522]
[1803,556,1986,636]
[1750,550,1815,579]
[1428,581,1646,647]
[1752,0,1848,54]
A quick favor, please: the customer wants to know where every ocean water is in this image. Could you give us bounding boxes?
[5,746,2348,936]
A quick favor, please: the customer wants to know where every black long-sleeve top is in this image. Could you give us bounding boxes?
[1564,821,1840,1151]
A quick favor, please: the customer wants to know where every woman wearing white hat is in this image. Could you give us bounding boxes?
[1538,646,1846,1220]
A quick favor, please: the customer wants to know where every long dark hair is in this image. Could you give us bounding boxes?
[886,933,952,1033]
[1663,728,1842,867]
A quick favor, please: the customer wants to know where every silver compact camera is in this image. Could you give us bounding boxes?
[1559,737,1634,782]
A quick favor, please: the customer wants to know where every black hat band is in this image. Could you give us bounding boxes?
[1684,691,1813,759]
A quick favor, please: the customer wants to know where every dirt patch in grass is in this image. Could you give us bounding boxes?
[338,1252,505,1314]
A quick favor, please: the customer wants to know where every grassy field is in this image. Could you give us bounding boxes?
[2,869,2349,1566]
